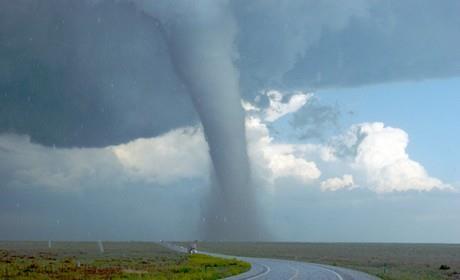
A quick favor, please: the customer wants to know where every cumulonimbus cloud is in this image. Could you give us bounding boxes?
[1,91,450,194]
[321,175,354,191]
[1,1,460,148]
[331,122,449,193]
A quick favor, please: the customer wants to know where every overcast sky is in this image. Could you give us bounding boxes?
[0,0,459,242]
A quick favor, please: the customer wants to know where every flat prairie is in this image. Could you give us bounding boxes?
[0,241,249,279]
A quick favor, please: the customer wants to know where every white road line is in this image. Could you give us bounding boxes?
[246,263,271,280]
[288,265,299,280]
[316,266,344,280]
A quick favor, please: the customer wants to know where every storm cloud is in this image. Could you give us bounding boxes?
[1,0,460,147]
[1,0,460,241]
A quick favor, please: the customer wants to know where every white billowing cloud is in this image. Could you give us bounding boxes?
[338,122,447,193]
[246,117,321,184]
[0,91,450,194]
[0,128,210,191]
[0,110,321,190]
[354,123,409,169]
[263,90,312,122]
[267,152,321,183]
[295,143,338,163]
[245,90,449,193]
[112,114,322,186]
[111,115,322,186]
[321,174,354,191]
[112,127,209,184]
[241,100,260,112]
[0,134,124,191]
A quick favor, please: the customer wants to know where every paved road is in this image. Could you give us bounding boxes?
[161,243,380,280]
[223,255,380,280]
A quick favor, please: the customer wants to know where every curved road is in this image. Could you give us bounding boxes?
[161,243,380,280]
[223,255,380,280]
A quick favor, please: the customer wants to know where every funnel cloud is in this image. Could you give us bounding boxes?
[131,0,261,240]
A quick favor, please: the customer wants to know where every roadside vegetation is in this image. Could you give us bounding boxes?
[0,241,250,279]
[193,242,460,280]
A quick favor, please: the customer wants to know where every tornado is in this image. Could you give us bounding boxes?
[133,1,261,240]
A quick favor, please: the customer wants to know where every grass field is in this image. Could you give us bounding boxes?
[192,242,460,280]
[0,241,250,279]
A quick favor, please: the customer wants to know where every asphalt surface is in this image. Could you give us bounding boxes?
[223,255,380,280]
[161,242,380,280]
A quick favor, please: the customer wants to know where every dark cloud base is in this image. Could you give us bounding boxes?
[0,1,197,147]
[1,0,460,147]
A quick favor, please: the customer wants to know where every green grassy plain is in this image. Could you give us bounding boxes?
[193,242,460,280]
[0,241,249,279]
